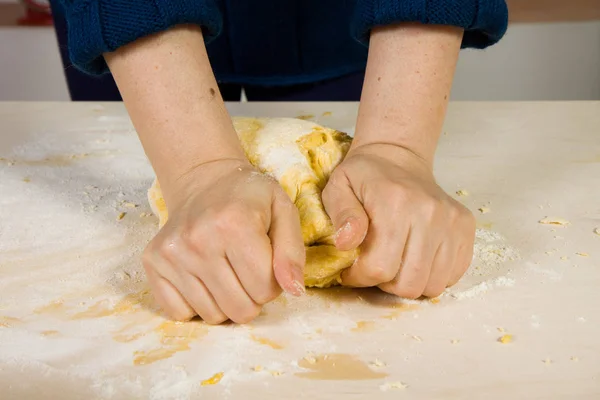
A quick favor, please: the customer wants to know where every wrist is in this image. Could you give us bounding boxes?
[347,142,434,176]
[161,157,252,209]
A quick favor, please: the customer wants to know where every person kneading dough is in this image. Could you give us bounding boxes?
[149,118,358,288]
[54,0,507,323]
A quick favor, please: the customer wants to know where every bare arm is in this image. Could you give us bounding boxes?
[105,25,305,323]
[352,23,463,165]
[323,23,475,298]
[105,25,245,204]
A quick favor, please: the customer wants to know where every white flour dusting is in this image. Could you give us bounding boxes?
[0,112,522,399]
[444,229,519,299]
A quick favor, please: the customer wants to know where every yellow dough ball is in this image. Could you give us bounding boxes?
[148,117,358,287]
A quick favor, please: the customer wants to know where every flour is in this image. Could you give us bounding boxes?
[449,277,516,300]
[465,229,519,277]
[0,113,522,399]
[445,229,519,299]
[250,118,318,181]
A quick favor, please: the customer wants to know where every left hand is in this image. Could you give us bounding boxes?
[322,143,475,298]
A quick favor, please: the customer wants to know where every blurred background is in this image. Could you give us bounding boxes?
[1,0,599,101]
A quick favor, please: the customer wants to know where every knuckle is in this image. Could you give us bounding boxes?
[185,223,210,250]
[157,236,182,261]
[253,287,281,305]
[464,209,477,228]
[420,198,441,221]
[446,204,461,221]
[395,284,423,300]
[201,312,229,325]
[230,304,262,324]
[423,283,446,298]
[166,306,195,322]
[363,265,396,284]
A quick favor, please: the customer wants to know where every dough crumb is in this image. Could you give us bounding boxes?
[303,355,317,365]
[542,358,553,365]
[539,217,570,226]
[478,206,491,214]
[570,356,579,362]
[451,339,460,344]
[296,114,315,120]
[370,359,386,368]
[270,370,283,377]
[497,327,505,333]
[560,256,569,261]
[322,111,332,116]
[252,365,263,372]
[575,252,589,257]
[380,381,408,391]
[429,297,441,304]
[456,189,469,197]
[200,372,224,386]
[594,228,600,236]
[411,335,422,342]
[498,334,513,344]
[116,212,126,221]
[121,201,138,208]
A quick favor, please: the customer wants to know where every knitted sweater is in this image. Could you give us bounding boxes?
[56,0,508,86]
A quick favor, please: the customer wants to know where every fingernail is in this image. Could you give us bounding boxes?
[291,279,306,296]
[334,219,354,246]
[286,266,305,297]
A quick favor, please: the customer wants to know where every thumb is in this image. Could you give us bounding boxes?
[322,174,369,251]
[269,189,306,297]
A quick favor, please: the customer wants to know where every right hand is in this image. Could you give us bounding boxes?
[142,159,306,324]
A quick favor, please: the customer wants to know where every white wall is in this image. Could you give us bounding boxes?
[453,21,600,100]
[0,27,70,101]
[0,21,599,101]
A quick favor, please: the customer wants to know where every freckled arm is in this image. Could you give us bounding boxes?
[105,25,245,203]
[351,23,463,167]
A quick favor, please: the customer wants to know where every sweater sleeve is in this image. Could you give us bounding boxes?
[352,0,508,49]
[58,0,222,74]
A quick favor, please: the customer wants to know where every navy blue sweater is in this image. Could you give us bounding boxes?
[57,0,508,86]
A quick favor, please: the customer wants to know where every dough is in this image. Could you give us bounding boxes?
[148,117,358,287]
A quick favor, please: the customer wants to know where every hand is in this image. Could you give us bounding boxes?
[142,159,305,324]
[322,143,475,298]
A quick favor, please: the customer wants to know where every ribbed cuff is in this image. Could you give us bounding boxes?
[66,0,222,74]
[352,0,508,49]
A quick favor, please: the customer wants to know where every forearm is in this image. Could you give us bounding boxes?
[353,23,463,167]
[105,25,244,200]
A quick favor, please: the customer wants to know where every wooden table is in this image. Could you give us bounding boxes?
[0,102,599,399]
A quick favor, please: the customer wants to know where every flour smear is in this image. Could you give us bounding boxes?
[0,114,520,399]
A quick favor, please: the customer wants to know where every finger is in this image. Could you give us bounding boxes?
[159,239,259,324]
[269,189,306,296]
[340,213,408,287]
[149,238,227,323]
[199,256,262,324]
[379,227,435,299]
[448,209,476,286]
[422,241,455,298]
[448,243,474,287]
[322,172,369,251]
[226,233,281,305]
[177,272,228,324]
[144,262,195,321]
